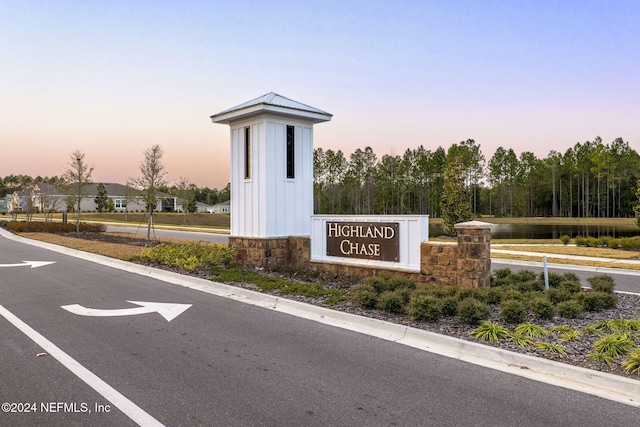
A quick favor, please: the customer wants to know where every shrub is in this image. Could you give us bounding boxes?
[574,236,586,247]
[517,279,544,293]
[493,268,512,279]
[458,298,491,325]
[620,237,640,251]
[352,284,378,308]
[512,270,538,283]
[490,268,512,287]
[530,297,556,320]
[560,272,581,285]
[578,292,617,312]
[440,296,459,316]
[559,279,582,294]
[559,235,571,245]
[500,299,526,324]
[423,285,459,299]
[557,300,584,319]
[408,294,442,321]
[547,288,572,304]
[140,242,234,271]
[376,290,406,313]
[476,287,503,305]
[365,275,415,294]
[545,272,565,288]
[457,288,478,301]
[501,288,525,302]
[5,220,106,233]
[587,275,615,293]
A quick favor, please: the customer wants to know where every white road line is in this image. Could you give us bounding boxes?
[0,305,164,427]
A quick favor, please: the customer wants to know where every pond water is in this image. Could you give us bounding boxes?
[429,223,640,240]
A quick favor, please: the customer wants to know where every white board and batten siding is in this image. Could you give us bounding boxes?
[230,116,314,238]
[311,215,429,272]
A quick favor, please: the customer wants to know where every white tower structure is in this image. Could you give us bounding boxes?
[211,93,332,238]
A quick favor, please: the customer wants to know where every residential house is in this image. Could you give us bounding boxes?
[7,183,179,213]
[212,200,231,214]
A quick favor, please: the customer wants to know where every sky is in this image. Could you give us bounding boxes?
[1,0,638,189]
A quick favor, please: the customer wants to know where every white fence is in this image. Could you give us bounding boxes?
[310,215,429,272]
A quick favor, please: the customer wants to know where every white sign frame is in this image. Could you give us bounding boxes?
[311,215,429,272]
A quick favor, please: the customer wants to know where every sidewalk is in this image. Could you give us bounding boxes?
[491,243,640,276]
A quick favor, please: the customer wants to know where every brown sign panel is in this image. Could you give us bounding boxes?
[326,222,399,262]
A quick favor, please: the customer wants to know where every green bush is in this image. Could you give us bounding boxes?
[578,292,617,312]
[4,220,106,233]
[493,268,512,279]
[559,279,582,294]
[365,275,416,294]
[587,275,615,293]
[547,288,572,304]
[620,237,640,251]
[574,236,586,247]
[423,285,459,299]
[557,300,584,319]
[511,270,537,282]
[529,297,556,320]
[408,294,442,321]
[476,287,503,305]
[140,242,234,271]
[376,290,407,313]
[352,284,378,308]
[440,296,459,316]
[559,235,571,245]
[458,298,491,325]
[501,288,525,302]
[500,299,527,324]
[545,272,565,288]
[457,288,478,301]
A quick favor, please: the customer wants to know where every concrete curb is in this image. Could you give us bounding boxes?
[2,228,639,407]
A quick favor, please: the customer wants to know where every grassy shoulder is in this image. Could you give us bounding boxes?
[9,212,231,229]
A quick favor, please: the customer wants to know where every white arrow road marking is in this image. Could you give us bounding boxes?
[61,301,192,322]
[0,305,165,426]
[0,261,56,268]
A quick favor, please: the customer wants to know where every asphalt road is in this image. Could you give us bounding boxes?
[492,261,640,294]
[1,233,640,426]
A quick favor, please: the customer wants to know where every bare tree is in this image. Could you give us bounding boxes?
[24,190,37,221]
[129,145,168,241]
[176,176,197,224]
[62,150,93,232]
[8,192,20,221]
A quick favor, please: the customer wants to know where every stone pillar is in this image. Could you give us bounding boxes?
[454,221,492,288]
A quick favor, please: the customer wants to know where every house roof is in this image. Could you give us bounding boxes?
[210,92,332,125]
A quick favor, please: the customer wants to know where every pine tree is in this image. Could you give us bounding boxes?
[634,178,640,228]
[441,146,472,236]
[94,183,109,213]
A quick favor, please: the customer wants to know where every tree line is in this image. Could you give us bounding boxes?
[314,136,640,219]
[4,136,638,221]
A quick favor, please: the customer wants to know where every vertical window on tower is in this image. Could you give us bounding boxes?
[286,125,295,179]
[244,126,251,179]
